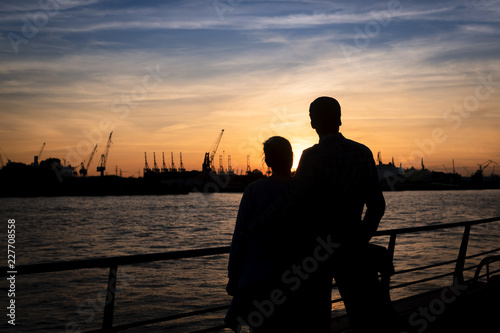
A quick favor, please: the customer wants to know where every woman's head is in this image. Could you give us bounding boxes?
[263,136,293,171]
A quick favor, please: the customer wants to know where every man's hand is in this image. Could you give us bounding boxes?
[226,278,237,296]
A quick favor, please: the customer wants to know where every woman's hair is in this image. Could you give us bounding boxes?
[263,136,293,170]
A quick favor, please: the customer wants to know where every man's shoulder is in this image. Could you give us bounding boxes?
[300,134,374,160]
[342,137,373,154]
[319,133,374,155]
[300,144,323,163]
[302,144,319,155]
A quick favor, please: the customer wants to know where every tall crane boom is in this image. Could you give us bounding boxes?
[179,152,186,172]
[144,152,151,175]
[478,160,497,172]
[170,152,177,172]
[162,152,167,172]
[79,144,98,176]
[246,155,251,173]
[474,160,498,179]
[97,131,113,176]
[38,143,46,160]
[86,144,98,170]
[33,142,46,167]
[153,152,159,173]
[202,129,224,172]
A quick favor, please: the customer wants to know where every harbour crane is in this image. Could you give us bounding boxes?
[246,155,251,173]
[170,152,177,172]
[179,152,186,172]
[227,155,234,175]
[162,152,167,172]
[218,154,224,175]
[472,160,498,180]
[38,143,46,160]
[0,149,8,168]
[153,152,160,173]
[34,143,46,167]
[97,131,113,177]
[79,144,98,176]
[202,129,224,173]
[144,152,151,174]
[477,160,497,173]
[0,149,10,168]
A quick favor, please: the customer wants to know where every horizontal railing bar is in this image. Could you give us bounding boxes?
[392,248,500,276]
[389,271,456,290]
[475,268,500,281]
[84,305,229,333]
[394,259,458,275]
[465,248,500,259]
[333,265,500,305]
[374,217,500,236]
[390,263,481,290]
[8,246,230,277]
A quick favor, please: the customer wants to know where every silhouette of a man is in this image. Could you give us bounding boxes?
[251,96,389,332]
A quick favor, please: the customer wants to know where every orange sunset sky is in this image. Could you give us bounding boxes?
[1,0,499,177]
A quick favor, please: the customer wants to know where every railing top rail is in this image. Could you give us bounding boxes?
[9,246,230,276]
[8,217,500,277]
[374,216,500,236]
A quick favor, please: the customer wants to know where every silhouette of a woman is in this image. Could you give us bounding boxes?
[225,136,295,332]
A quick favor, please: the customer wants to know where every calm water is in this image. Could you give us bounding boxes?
[1,190,499,332]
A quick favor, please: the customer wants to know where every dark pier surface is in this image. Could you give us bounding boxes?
[330,276,500,332]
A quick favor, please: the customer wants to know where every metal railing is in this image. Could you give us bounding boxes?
[7,217,500,332]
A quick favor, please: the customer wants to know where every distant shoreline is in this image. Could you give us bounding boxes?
[1,181,499,198]
[1,161,499,198]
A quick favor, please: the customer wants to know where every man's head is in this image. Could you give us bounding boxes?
[309,96,342,136]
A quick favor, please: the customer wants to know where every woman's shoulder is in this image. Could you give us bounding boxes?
[243,177,289,204]
[244,177,270,195]
[247,177,289,191]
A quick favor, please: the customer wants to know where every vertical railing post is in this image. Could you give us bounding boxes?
[454,225,471,285]
[486,261,490,283]
[103,263,118,330]
[381,233,397,288]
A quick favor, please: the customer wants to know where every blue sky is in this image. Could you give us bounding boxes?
[1,0,499,175]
